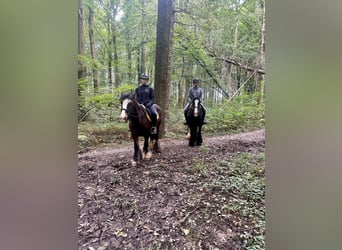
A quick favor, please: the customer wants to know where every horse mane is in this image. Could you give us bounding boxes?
[120,93,133,102]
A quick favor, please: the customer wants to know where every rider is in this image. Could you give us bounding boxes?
[184,78,206,125]
[135,73,158,134]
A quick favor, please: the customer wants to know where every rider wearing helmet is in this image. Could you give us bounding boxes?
[135,73,158,134]
[184,78,206,124]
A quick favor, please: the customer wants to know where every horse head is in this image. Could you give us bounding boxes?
[120,94,132,122]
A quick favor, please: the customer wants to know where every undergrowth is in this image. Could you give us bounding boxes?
[78,91,264,149]
[203,152,266,249]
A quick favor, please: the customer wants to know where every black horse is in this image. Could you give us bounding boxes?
[120,94,162,166]
[185,98,205,146]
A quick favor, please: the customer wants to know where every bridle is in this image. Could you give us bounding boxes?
[120,97,145,119]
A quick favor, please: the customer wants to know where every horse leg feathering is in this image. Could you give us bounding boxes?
[143,151,152,160]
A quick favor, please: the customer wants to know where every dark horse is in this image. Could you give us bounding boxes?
[185,98,205,146]
[120,94,162,166]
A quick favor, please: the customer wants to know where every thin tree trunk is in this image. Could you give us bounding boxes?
[177,56,186,107]
[260,0,265,70]
[154,0,175,137]
[259,0,266,97]
[88,4,98,94]
[126,43,132,80]
[107,16,113,86]
[110,1,120,87]
[78,0,86,120]
[112,31,120,87]
[227,6,240,95]
[140,0,147,74]
[78,0,85,79]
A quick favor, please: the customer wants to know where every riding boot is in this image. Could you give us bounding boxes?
[150,115,157,134]
[183,108,188,125]
[202,104,207,124]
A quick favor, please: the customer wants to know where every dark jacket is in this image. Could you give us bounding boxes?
[188,86,203,103]
[135,84,155,108]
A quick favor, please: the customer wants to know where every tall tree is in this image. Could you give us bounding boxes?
[260,0,265,77]
[110,0,121,87]
[78,0,86,120]
[105,1,113,86]
[154,0,175,136]
[140,0,147,74]
[88,1,99,93]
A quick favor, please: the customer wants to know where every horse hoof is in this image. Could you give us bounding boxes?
[143,151,152,160]
[131,160,137,167]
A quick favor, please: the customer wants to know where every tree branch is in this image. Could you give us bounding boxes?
[208,52,265,75]
[228,72,256,102]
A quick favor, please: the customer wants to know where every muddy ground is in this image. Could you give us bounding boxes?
[78,129,265,249]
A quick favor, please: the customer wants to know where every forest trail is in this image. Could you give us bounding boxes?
[78,129,265,249]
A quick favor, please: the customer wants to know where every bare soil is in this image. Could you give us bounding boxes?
[78,129,265,249]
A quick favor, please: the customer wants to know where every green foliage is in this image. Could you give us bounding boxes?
[206,92,265,134]
[225,152,265,249]
[191,159,209,177]
[78,54,102,72]
[78,121,129,149]
[184,151,265,249]
[78,90,264,148]
[86,93,114,111]
[79,84,136,122]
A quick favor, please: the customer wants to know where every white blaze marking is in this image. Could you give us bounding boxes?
[194,99,199,117]
[120,98,131,121]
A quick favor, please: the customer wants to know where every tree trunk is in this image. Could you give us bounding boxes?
[227,5,240,96]
[154,0,175,137]
[78,0,86,120]
[259,0,266,91]
[111,0,120,87]
[106,16,113,86]
[88,4,98,94]
[177,56,186,107]
[140,0,147,74]
[126,42,132,80]
[112,31,120,87]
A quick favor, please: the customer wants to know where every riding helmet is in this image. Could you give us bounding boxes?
[140,73,149,80]
[193,78,199,83]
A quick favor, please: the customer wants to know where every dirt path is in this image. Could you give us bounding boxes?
[78,129,265,249]
[79,129,264,160]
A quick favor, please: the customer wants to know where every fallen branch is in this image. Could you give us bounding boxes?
[175,201,201,226]
[228,72,256,102]
[208,52,265,75]
[78,105,97,122]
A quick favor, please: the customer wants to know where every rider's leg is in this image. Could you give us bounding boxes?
[183,103,189,125]
[201,104,207,124]
[149,105,157,134]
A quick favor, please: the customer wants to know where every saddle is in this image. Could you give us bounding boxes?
[139,104,160,123]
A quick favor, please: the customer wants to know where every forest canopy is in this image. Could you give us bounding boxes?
[78,0,265,128]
